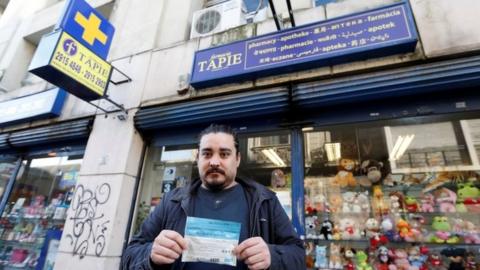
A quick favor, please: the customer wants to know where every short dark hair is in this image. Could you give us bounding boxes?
[198,124,239,154]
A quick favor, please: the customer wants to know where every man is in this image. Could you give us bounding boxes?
[122,124,305,270]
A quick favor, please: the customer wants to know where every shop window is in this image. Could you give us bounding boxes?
[0,159,17,204]
[303,116,480,269]
[0,154,82,269]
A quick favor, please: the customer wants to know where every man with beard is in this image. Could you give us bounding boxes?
[122,124,304,270]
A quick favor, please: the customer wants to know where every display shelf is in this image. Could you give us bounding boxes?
[0,239,42,249]
[305,238,480,247]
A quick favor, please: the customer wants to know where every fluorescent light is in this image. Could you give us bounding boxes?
[389,134,415,160]
[324,142,341,161]
[302,127,314,132]
[261,149,286,167]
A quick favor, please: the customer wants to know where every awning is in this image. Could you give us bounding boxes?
[293,55,480,108]
[135,87,289,132]
[0,117,93,151]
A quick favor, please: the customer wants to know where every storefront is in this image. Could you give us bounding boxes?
[0,89,93,269]
[132,53,480,269]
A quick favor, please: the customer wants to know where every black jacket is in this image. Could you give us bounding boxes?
[121,177,305,270]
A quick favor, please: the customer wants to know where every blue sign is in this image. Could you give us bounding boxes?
[57,0,115,59]
[190,2,418,88]
[0,88,66,127]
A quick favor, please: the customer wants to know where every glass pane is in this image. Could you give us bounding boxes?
[0,154,82,269]
[133,145,199,234]
[303,116,480,269]
[239,132,292,218]
[0,160,17,203]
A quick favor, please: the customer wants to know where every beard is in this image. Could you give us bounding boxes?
[202,168,231,192]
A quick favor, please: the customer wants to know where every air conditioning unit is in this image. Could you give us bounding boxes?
[190,0,247,39]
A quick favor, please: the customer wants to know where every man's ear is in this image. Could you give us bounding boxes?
[236,151,241,166]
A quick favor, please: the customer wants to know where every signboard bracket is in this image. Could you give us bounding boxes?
[87,95,128,121]
[110,65,132,85]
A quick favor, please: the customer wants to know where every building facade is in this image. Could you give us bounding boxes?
[0,0,479,269]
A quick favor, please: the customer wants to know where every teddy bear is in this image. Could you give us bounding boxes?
[358,159,384,187]
[342,191,361,213]
[339,217,362,240]
[305,216,319,239]
[356,250,373,270]
[333,158,357,187]
[328,193,343,213]
[355,191,371,213]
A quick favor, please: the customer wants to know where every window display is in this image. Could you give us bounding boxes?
[303,117,480,269]
[0,155,82,270]
[0,160,17,203]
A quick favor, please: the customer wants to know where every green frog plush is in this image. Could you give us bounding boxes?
[430,216,460,244]
[456,182,480,212]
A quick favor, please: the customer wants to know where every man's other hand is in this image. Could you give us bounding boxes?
[234,237,271,270]
[150,230,188,265]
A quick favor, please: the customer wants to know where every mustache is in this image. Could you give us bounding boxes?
[206,168,225,175]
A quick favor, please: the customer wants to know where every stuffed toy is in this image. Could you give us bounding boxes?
[405,214,426,242]
[372,185,389,215]
[430,216,460,244]
[376,246,391,270]
[408,246,428,270]
[420,193,435,213]
[404,196,419,213]
[339,217,362,240]
[441,247,466,270]
[465,251,478,270]
[435,187,457,213]
[329,243,343,269]
[428,253,443,269]
[314,245,328,268]
[319,219,334,240]
[328,193,343,213]
[456,182,480,213]
[389,191,405,215]
[304,195,316,215]
[462,220,480,244]
[305,216,319,239]
[396,219,413,240]
[358,159,384,187]
[366,218,388,250]
[355,191,371,213]
[305,242,315,268]
[341,247,356,270]
[388,249,411,270]
[365,218,380,238]
[356,250,373,270]
[333,158,357,187]
[342,191,360,213]
[381,216,400,242]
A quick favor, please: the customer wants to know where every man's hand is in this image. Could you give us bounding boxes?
[150,230,188,265]
[234,237,271,270]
